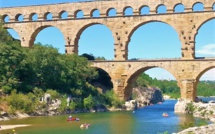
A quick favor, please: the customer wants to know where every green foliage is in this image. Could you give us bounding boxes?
[185,102,195,113]
[180,122,194,129]
[104,90,124,108]
[197,81,215,96]
[136,72,215,99]
[46,89,60,99]
[83,94,95,109]
[33,87,44,98]
[209,110,213,115]
[6,90,36,114]
[135,73,181,98]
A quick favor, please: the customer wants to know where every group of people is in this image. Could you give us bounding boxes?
[68,115,90,129]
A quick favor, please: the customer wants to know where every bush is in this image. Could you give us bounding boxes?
[186,102,195,113]
[104,90,124,108]
[83,94,95,109]
[6,90,36,114]
[46,89,60,99]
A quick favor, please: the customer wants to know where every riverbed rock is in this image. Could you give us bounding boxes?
[133,87,164,107]
[176,101,215,134]
[124,100,137,111]
[177,124,215,134]
[174,99,191,113]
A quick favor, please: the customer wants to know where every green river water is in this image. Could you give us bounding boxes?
[0,100,210,134]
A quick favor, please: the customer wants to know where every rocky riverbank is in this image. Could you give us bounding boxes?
[0,87,164,121]
[124,87,164,110]
[176,99,215,134]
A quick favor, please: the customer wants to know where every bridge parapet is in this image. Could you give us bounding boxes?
[1,0,214,23]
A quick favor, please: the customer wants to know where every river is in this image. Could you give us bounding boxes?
[0,100,211,134]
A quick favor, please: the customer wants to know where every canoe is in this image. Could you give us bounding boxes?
[67,117,79,121]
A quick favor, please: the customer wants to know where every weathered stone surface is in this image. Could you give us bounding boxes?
[0,0,214,60]
[174,99,191,113]
[92,60,215,102]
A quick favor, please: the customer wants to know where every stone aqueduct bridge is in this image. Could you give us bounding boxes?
[91,59,215,101]
[0,0,215,101]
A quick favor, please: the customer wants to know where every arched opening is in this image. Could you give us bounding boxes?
[15,14,24,22]
[2,15,10,22]
[195,19,215,58]
[32,26,65,53]
[196,68,215,97]
[77,24,114,60]
[107,8,116,17]
[213,3,215,10]
[128,22,181,59]
[140,6,150,15]
[75,10,84,18]
[91,68,113,93]
[124,6,133,16]
[125,67,179,102]
[156,4,167,14]
[29,13,38,21]
[44,12,53,20]
[174,3,185,13]
[59,10,68,19]
[91,9,100,18]
[193,2,204,11]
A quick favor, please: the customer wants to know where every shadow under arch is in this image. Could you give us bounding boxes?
[91,67,113,93]
[29,25,66,49]
[74,23,114,59]
[124,66,178,100]
[127,21,181,59]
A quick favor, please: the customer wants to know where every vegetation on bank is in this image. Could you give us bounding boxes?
[0,23,123,114]
[134,72,215,99]
[0,22,214,115]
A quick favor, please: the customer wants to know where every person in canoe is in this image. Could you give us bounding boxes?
[80,123,90,129]
[162,112,169,117]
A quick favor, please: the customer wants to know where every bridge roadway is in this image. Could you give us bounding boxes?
[90,58,215,101]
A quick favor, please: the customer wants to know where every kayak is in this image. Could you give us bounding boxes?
[67,117,80,121]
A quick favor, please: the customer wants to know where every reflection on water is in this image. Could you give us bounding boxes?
[0,100,210,134]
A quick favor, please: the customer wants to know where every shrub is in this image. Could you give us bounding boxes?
[6,90,36,114]
[186,102,195,113]
[83,94,95,109]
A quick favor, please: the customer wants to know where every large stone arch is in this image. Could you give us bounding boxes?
[195,66,215,82]
[194,16,215,58]
[194,17,215,40]
[123,65,178,100]
[91,66,113,92]
[29,25,66,47]
[126,21,181,59]
[74,22,114,55]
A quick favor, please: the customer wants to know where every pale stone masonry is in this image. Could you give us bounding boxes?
[0,0,215,101]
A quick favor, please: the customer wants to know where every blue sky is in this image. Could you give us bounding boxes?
[1,0,215,81]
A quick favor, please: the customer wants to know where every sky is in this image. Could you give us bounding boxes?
[1,0,215,81]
